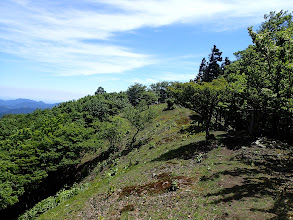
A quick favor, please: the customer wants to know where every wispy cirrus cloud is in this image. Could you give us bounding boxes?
[130,72,196,85]
[94,0,293,28]
[0,0,292,76]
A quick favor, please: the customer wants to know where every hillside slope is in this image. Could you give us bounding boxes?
[33,105,293,220]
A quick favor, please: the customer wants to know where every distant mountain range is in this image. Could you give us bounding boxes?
[0,99,58,117]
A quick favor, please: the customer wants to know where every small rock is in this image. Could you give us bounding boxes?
[255,139,266,148]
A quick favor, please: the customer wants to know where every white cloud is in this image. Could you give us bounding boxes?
[130,72,195,85]
[0,0,292,76]
[94,0,293,27]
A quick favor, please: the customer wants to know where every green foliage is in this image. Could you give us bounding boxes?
[195,153,204,163]
[18,183,88,220]
[171,78,228,138]
[149,81,171,103]
[0,182,19,210]
[124,104,156,132]
[58,92,130,123]
[166,98,175,110]
[170,179,179,191]
[0,112,98,211]
[99,116,129,151]
[141,91,159,106]
[83,96,109,120]
[197,45,225,82]
[124,104,157,144]
[0,92,130,211]
[95,86,106,95]
[126,83,147,106]
[224,10,293,139]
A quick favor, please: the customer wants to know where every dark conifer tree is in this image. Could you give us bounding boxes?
[95,86,106,95]
[221,57,231,75]
[207,45,223,81]
[197,58,207,82]
[197,45,223,82]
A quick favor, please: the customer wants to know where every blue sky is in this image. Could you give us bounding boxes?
[1,0,293,103]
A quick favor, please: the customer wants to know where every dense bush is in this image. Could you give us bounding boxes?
[0,92,130,211]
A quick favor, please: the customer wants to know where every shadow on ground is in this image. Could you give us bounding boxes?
[217,131,256,150]
[152,140,214,161]
[201,136,293,219]
[180,124,205,134]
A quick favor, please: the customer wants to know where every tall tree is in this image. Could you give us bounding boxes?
[100,116,129,152]
[248,10,293,137]
[170,78,228,139]
[95,86,106,95]
[225,46,267,134]
[223,10,293,140]
[207,45,223,81]
[197,45,223,82]
[124,104,156,145]
[149,81,171,103]
[126,83,147,106]
[197,58,207,82]
[221,57,231,76]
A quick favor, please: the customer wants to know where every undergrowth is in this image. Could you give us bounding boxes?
[19,183,88,220]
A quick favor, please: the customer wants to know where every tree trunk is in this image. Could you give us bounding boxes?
[131,128,140,147]
[271,112,279,138]
[205,118,210,139]
[215,109,219,129]
[249,109,255,135]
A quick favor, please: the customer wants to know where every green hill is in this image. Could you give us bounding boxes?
[9,103,291,220]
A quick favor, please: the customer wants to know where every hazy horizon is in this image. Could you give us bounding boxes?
[0,96,61,104]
